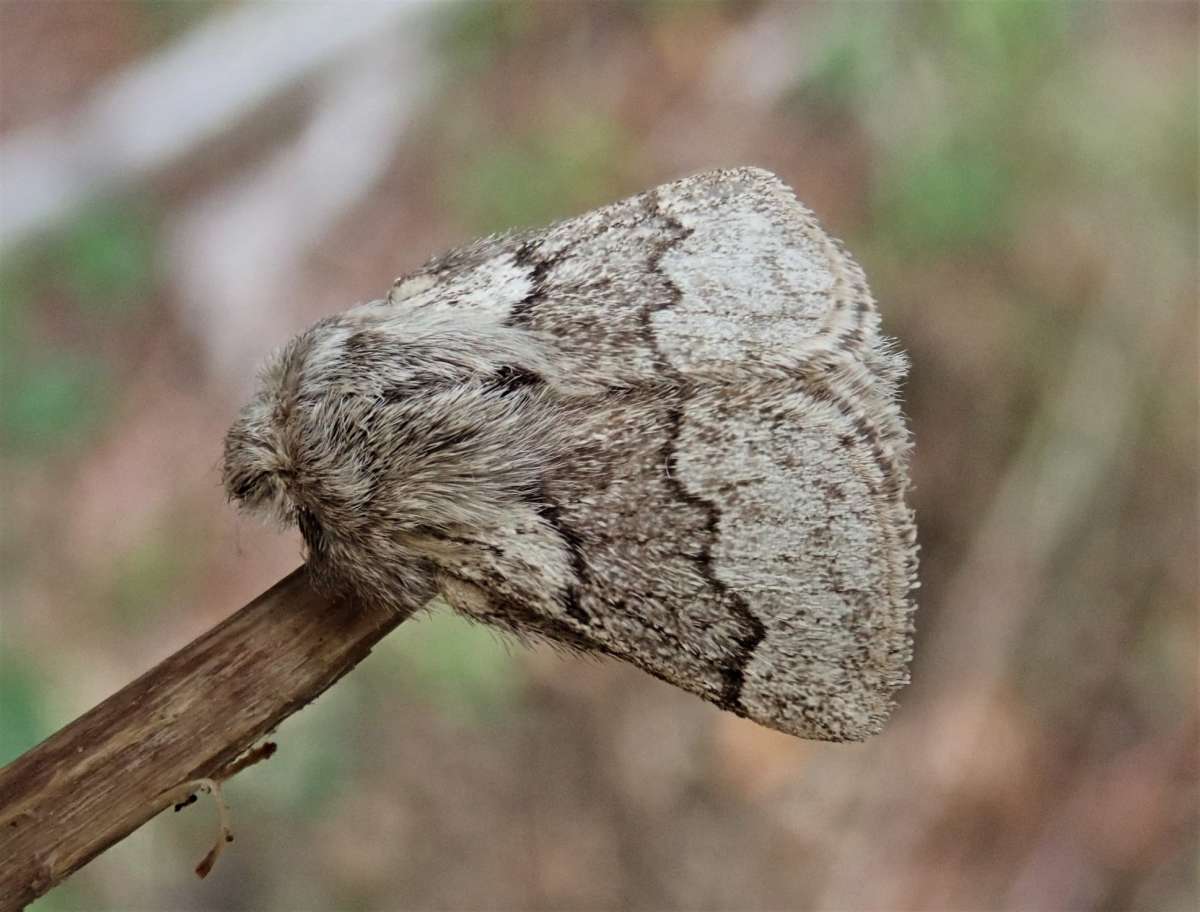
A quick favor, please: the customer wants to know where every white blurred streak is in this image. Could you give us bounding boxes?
[704,5,817,107]
[0,1,428,254]
[169,31,432,382]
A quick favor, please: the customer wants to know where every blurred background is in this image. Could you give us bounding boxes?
[1,1,1195,909]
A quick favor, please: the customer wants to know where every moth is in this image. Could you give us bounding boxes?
[223,167,917,741]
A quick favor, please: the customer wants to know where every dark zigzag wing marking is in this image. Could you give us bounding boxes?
[503,192,675,630]
[503,217,637,630]
[506,196,658,330]
[643,194,766,716]
[478,188,767,715]
[533,498,592,627]
[501,186,771,715]
[675,378,914,740]
[497,195,669,632]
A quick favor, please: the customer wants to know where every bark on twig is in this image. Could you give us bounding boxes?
[0,566,408,910]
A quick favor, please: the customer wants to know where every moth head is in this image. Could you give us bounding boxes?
[223,392,300,528]
[222,324,322,529]
[223,309,568,566]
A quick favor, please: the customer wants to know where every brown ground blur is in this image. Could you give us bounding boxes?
[1,2,1196,910]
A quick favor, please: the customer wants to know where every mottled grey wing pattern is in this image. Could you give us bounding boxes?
[391,168,916,741]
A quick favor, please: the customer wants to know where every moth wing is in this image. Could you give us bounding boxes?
[396,168,916,740]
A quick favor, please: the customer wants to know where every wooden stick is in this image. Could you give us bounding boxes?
[0,566,409,910]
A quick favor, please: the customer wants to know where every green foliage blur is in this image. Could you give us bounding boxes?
[1,199,158,459]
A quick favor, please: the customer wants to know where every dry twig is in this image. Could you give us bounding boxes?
[0,567,409,910]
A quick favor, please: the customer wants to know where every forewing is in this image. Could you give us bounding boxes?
[398,168,916,740]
